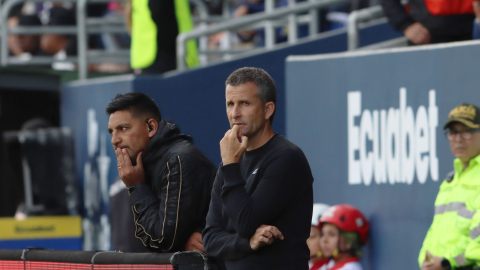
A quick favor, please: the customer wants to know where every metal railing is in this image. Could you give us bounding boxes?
[0,0,130,79]
[177,0,353,71]
[0,0,401,77]
[0,0,212,79]
[347,5,383,50]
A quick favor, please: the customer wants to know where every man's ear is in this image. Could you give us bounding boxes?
[146,119,159,138]
[264,101,275,120]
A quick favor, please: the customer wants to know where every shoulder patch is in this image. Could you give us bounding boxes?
[445,170,455,183]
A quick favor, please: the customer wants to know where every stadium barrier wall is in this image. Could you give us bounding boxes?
[60,22,401,251]
[0,249,209,270]
[285,40,480,270]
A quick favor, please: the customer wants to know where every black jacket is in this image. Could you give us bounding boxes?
[129,120,216,252]
[380,0,474,41]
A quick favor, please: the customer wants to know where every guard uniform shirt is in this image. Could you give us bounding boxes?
[418,154,480,269]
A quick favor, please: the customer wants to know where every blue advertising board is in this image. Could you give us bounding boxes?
[285,40,480,269]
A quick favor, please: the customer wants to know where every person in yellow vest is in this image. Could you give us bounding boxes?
[460,195,480,268]
[130,0,199,74]
[418,103,480,270]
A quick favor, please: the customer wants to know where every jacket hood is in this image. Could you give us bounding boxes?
[142,120,192,168]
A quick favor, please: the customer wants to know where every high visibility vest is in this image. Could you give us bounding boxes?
[423,0,474,16]
[131,0,199,69]
[418,155,480,269]
[460,182,480,265]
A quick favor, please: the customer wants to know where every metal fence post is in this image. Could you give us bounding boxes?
[77,0,88,79]
[347,5,383,50]
[176,33,187,71]
[222,0,232,60]
[288,0,297,44]
[308,0,318,36]
[0,0,13,66]
[265,0,274,49]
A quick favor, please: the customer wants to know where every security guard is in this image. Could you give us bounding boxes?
[418,103,480,270]
[131,0,199,74]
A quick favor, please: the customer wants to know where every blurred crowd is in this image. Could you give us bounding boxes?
[5,0,131,73]
[3,0,480,73]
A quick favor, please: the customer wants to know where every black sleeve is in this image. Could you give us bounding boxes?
[129,154,212,252]
[221,151,310,239]
[380,0,415,32]
[202,169,255,261]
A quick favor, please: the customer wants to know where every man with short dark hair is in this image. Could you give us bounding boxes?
[106,92,216,252]
[203,67,314,270]
[418,103,480,270]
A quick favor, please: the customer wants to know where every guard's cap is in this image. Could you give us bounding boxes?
[443,103,480,130]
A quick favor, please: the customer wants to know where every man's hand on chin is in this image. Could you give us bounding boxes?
[220,125,248,165]
[116,148,145,187]
[185,232,206,253]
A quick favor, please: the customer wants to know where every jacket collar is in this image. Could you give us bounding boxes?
[453,153,480,174]
[142,120,192,170]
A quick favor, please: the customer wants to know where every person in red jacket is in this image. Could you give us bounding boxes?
[380,0,475,44]
[311,205,369,270]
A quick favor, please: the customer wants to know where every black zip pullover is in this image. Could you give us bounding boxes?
[203,134,314,270]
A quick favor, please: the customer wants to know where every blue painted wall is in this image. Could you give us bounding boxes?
[285,40,480,270]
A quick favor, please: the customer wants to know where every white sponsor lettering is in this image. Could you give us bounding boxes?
[348,88,439,185]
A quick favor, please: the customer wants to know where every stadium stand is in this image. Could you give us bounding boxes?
[0,0,402,77]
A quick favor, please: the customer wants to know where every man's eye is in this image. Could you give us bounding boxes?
[121,127,127,131]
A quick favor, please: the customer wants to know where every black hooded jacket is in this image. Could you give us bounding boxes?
[128,120,216,252]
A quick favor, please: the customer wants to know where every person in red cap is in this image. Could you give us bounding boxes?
[311,204,369,270]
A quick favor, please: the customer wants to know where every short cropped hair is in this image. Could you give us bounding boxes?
[225,67,277,123]
[105,92,162,121]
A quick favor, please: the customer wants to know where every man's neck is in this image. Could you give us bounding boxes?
[462,160,469,171]
[246,125,275,151]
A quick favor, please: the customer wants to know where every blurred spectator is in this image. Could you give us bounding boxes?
[473,0,480,39]
[381,0,475,44]
[41,7,77,56]
[130,0,199,74]
[7,2,29,57]
[102,2,131,51]
[313,205,369,270]
[418,103,480,270]
[17,15,44,56]
[309,203,330,270]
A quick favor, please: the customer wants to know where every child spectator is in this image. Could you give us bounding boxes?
[309,203,330,269]
[312,204,369,270]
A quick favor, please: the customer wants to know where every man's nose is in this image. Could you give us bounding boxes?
[111,132,120,146]
[231,104,241,118]
[453,133,464,142]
